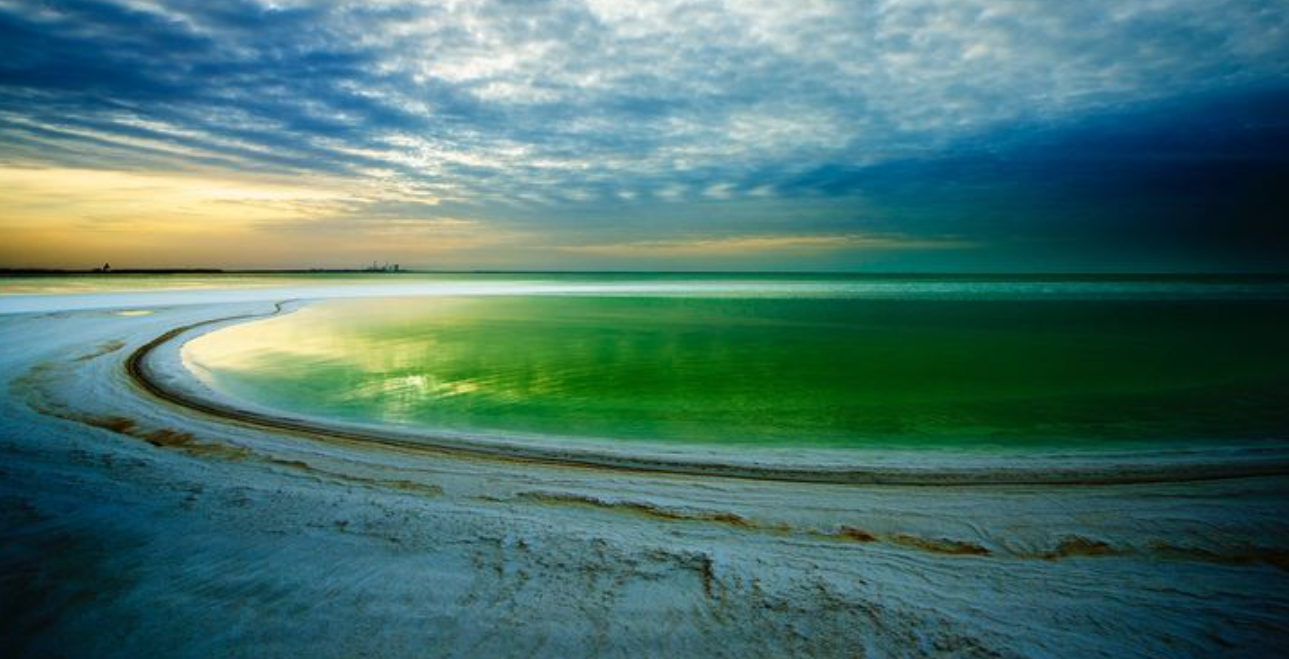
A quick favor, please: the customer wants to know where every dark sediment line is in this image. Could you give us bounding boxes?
[124,301,1289,487]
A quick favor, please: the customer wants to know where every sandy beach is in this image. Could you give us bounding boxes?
[1,289,1287,657]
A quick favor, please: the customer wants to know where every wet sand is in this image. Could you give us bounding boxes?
[2,295,1288,657]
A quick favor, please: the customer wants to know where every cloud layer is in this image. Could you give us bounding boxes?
[2,0,1288,269]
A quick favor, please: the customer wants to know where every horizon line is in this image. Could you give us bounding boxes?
[3,268,1289,278]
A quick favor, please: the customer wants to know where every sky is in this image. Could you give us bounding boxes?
[1,0,1288,272]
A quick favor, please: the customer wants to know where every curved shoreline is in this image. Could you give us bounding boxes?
[126,299,1289,486]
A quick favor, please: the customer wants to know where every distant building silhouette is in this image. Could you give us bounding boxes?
[362,261,401,273]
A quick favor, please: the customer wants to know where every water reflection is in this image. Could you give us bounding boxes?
[183,293,1289,449]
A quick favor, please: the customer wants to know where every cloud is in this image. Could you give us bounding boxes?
[2,0,1286,205]
[1,0,1287,269]
[0,163,519,268]
[558,232,972,259]
[0,164,356,229]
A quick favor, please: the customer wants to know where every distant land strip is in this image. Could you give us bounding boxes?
[5,268,1289,280]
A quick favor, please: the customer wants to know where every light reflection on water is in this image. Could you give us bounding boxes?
[183,284,1289,450]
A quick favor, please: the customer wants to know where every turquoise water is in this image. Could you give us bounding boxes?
[177,275,1289,450]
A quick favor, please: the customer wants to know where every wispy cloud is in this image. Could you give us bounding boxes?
[1,0,1287,269]
[3,0,1287,205]
[559,232,973,259]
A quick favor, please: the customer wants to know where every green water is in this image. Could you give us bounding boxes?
[182,279,1289,450]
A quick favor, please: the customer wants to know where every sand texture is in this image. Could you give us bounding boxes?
[2,296,1288,658]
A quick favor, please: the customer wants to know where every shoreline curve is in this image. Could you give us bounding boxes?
[125,299,1289,487]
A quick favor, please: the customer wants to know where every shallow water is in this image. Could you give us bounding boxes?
[180,276,1289,450]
